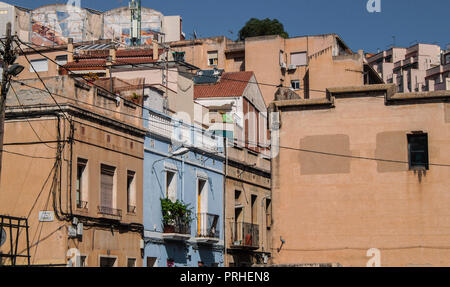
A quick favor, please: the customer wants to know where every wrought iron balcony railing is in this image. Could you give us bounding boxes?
[231,222,259,249]
[97,206,122,218]
[197,213,220,239]
[163,219,191,235]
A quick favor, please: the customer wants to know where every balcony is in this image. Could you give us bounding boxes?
[97,206,122,219]
[231,222,259,250]
[162,220,191,241]
[196,213,220,244]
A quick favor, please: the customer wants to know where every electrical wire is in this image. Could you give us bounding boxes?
[9,84,57,150]
[14,41,71,123]
[10,79,450,168]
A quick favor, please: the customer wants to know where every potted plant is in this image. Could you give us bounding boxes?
[161,198,192,234]
[131,92,140,104]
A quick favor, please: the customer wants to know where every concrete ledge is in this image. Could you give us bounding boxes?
[271,84,450,110]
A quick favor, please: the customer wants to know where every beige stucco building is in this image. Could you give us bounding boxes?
[224,146,271,267]
[0,76,145,266]
[269,84,450,267]
[170,34,382,105]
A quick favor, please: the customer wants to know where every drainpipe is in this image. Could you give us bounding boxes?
[223,136,228,267]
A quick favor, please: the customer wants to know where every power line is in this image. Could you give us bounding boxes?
[17,38,328,94]
[1,149,56,160]
[14,40,71,123]
[9,84,57,150]
[10,79,450,168]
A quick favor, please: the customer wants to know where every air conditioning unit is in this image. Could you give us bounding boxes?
[288,64,297,70]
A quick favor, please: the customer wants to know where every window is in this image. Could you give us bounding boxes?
[127,171,136,214]
[445,54,450,65]
[127,258,136,267]
[76,158,88,208]
[291,80,300,90]
[166,170,177,202]
[146,257,157,267]
[290,52,307,66]
[100,164,116,209]
[207,51,218,66]
[407,133,429,170]
[99,256,117,267]
[29,59,48,72]
[251,195,257,224]
[197,178,208,235]
[279,50,284,66]
[55,55,68,66]
[80,256,87,267]
[265,198,272,229]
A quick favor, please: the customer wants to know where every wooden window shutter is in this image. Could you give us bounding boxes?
[100,164,115,208]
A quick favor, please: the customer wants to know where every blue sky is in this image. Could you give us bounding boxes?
[5,0,450,52]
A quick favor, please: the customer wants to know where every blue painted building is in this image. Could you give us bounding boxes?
[142,105,225,267]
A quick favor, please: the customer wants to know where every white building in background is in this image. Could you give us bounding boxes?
[0,2,184,46]
[425,46,450,91]
[367,43,441,93]
[0,2,31,40]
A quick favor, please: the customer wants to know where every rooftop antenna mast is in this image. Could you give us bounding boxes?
[129,0,142,46]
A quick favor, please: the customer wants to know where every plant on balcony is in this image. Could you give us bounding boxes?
[160,198,192,233]
[131,92,140,104]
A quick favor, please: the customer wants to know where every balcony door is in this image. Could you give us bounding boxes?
[197,178,208,236]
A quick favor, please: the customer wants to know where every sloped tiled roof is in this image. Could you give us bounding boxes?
[194,71,254,99]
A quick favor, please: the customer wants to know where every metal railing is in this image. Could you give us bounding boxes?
[197,213,220,239]
[163,219,191,235]
[97,206,122,218]
[231,222,259,249]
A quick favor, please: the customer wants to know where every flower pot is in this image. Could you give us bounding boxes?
[163,224,175,233]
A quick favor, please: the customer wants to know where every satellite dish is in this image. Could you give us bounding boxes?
[0,228,5,247]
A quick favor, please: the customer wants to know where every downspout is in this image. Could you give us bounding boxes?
[223,136,228,267]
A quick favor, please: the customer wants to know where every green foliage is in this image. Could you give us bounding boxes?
[238,18,289,41]
[160,198,193,226]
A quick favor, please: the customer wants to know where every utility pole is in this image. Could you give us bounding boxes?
[0,22,24,186]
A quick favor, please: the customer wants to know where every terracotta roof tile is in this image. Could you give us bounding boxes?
[194,71,254,99]
[63,57,157,69]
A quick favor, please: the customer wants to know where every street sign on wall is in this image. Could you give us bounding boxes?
[38,211,54,222]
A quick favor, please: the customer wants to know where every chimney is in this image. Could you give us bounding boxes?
[109,48,116,62]
[67,38,74,62]
[153,41,159,60]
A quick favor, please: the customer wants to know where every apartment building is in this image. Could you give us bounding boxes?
[0,2,184,46]
[194,70,269,151]
[425,48,450,91]
[171,34,382,105]
[367,43,441,92]
[194,70,272,266]
[0,76,145,266]
[269,85,450,266]
[142,105,225,267]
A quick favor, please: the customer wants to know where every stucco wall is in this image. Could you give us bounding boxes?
[272,94,450,267]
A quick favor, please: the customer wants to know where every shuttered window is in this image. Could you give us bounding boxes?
[290,52,307,66]
[100,164,115,208]
[29,59,48,72]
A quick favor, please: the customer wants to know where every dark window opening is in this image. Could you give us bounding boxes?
[408,133,429,170]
